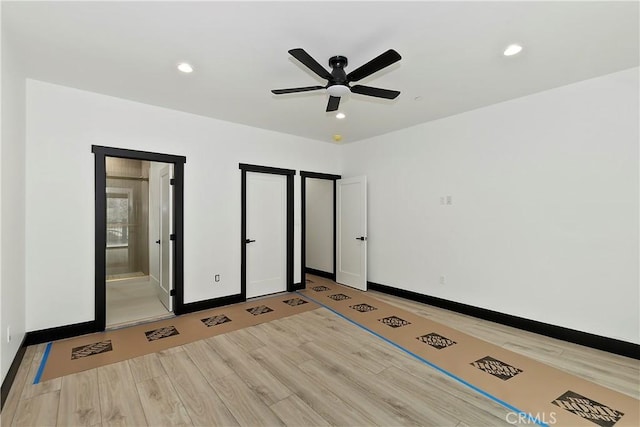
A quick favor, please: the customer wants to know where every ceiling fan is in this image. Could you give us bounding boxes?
[271,48,402,112]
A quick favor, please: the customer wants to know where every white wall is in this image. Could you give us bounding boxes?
[305,178,334,273]
[1,0,4,384]
[20,68,640,345]
[25,80,341,331]
[342,68,639,344]
[1,25,27,381]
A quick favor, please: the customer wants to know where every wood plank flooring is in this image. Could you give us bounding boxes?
[2,284,638,426]
[368,289,640,400]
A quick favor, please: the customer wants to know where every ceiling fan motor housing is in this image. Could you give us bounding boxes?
[329,56,348,69]
[327,55,349,97]
[329,56,348,83]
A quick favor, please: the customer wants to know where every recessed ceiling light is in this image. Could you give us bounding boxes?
[336,112,346,119]
[177,62,194,73]
[503,44,523,57]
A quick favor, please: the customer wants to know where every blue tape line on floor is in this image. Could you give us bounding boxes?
[33,342,52,384]
[297,290,547,427]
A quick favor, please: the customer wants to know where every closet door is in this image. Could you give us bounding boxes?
[245,172,287,298]
[336,176,367,291]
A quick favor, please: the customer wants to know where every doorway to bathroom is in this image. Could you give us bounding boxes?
[105,157,173,327]
[93,146,186,330]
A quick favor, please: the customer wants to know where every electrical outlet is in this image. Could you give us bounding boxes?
[214,274,220,283]
[446,195,452,205]
[7,326,11,343]
[439,275,446,285]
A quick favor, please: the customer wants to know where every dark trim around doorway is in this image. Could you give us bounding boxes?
[300,171,341,288]
[92,145,186,331]
[239,163,296,298]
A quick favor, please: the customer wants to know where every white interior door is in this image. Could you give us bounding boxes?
[158,165,173,311]
[336,176,367,291]
[246,172,287,298]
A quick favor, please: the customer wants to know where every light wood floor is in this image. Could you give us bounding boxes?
[2,282,638,426]
[106,277,172,327]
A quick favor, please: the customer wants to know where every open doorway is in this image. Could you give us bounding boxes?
[104,158,174,327]
[93,146,186,331]
[300,171,341,284]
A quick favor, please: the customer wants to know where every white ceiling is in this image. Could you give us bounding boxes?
[3,1,638,143]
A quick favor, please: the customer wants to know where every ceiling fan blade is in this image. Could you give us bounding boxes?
[351,85,400,100]
[271,86,325,95]
[346,49,402,82]
[326,96,340,112]
[288,48,333,80]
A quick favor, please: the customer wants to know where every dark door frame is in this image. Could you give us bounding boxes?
[93,145,186,330]
[300,171,341,285]
[240,163,296,297]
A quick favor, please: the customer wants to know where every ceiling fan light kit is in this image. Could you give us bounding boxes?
[272,48,402,112]
[326,84,350,97]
